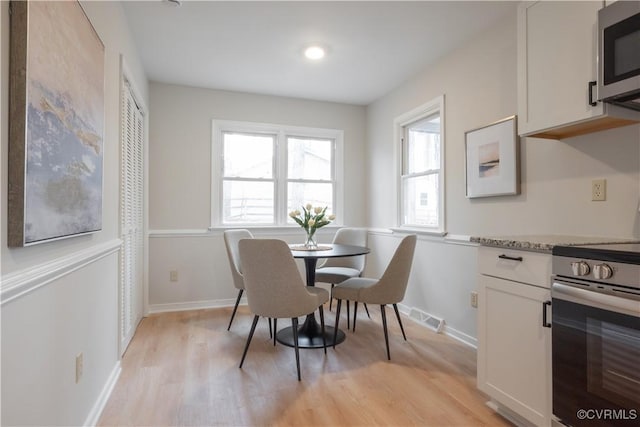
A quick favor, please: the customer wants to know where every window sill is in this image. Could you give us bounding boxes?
[381,228,475,246]
[390,227,447,238]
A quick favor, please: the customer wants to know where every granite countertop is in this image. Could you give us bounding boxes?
[470,235,640,253]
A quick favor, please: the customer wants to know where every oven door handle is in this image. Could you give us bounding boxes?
[552,282,640,318]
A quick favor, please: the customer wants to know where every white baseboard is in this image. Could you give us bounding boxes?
[486,400,534,427]
[442,325,477,348]
[84,361,122,427]
[148,297,246,314]
[398,303,477,349]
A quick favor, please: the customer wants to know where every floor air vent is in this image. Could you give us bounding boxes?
[409,308,445,333]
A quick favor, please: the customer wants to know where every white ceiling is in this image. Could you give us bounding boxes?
[121,1,517,106]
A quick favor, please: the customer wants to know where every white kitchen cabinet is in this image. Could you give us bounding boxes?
[477,247,552,426]
[517,1,639,139]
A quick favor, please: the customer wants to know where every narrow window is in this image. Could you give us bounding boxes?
[397,96,445,232]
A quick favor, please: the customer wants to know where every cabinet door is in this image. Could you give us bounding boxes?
[477,275,552,426]
[518,1,604,136]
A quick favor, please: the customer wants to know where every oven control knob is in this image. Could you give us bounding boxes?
[593,263,613,280]
[571,261,590,276]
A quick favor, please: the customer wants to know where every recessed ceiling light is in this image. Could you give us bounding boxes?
[304,46,325,60]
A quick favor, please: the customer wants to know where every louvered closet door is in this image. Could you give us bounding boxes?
[119,81,144,355]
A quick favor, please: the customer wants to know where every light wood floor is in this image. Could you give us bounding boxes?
[98,304,511,426]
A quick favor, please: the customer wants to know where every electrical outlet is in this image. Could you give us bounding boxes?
[592,179,606,201]
[170,270,178,282]
[75,353,83,383]
[470,291,478,308]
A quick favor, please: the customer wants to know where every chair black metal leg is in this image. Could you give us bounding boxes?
[333,299,342,349]
[352,301,358,332]
[380,305,391,360]
[393,304,407,341]
[268,317,273,339]
[346,300,351,330]
[329,284,335,311]
[227,289,244,330]
[273,318,278,346]
[292,317,301,381]
[319,305,327,354]
[239,315,259,368]
[364,303,371,319]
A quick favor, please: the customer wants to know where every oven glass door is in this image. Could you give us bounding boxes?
[552,283,640,426]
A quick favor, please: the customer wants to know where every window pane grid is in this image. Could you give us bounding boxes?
[285,135,335,222]
[401,169,439,180]
[286,136,334,181]
[222,180,275,224]
[402,175,439,227]
[287,178,333,183]
[287,182,334,224]
[223,132,275,179]
[403,114,440,176]
[398,97,443,230]
[214,121,340,226]
[223,177,276,182]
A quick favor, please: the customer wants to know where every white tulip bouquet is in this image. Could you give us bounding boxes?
[289,204,335,248]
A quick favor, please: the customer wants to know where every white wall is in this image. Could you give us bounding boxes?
[366,12,640,340]
[0,2,148,425]
[147,83,366,308]
[147,9,639,340]
[1,251,120,426]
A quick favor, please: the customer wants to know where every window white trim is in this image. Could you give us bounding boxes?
[393,95,445,232]
[211,119,344,228]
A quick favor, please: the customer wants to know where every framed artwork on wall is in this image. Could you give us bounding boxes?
[8,0,105,246]
[465,116,520,198]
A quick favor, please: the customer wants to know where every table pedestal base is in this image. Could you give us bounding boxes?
[276,314,346,349]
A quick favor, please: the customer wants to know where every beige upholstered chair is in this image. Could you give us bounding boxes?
[332,234,417,360]
[223,229,257,331]
[314,227,368,327]
[238,239,330,381]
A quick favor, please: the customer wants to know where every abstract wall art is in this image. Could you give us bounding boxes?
[8,0,104,246]
[465,116,520,198]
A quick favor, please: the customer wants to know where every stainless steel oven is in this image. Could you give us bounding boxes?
[552,244,640,426]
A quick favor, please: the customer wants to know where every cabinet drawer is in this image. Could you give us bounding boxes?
[478,246,552,288]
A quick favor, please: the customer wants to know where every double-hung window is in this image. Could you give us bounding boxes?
[220,131,276,224]
[396,96,445,232]
[212,120,342,227]
[286,136,335,221]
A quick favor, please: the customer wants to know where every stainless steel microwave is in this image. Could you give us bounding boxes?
[598,1,640,111]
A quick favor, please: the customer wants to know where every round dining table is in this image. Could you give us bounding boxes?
[275,243,370,349]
